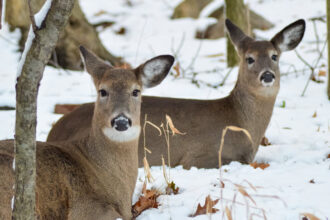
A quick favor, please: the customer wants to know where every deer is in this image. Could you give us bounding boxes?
[0,46,174,220]
[47,19,305,169]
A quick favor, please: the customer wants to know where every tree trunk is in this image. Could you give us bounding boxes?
[6,0,122,70]
[13,0,74,219]
[327,0,330,99]
[225,0,250,67]
[195,5,273,39]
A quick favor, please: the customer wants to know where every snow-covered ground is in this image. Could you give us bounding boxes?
[0,0,329,219]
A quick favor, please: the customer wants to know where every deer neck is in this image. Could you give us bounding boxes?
[72,115,139,217]
[229,73,278,145]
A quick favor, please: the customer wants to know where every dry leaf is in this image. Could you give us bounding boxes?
[173,62,180,78]
[312,111,317,118]
[250,162,270,170]
[318,70,326,76]
[94,10,107,16]
[165,181,179,195]
[260,137,271,146]
[237,185,256,205]
[309,179,315,184]
[327,154,330,159]
[192,195,219,217]
[225,206,233,220]
[300,213,321,220]
[165,114,186,136]
[132,182,160,218]
[205,53,224,58]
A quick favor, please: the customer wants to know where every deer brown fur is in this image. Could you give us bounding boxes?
[47,19,305,169]
[0,46,174,219]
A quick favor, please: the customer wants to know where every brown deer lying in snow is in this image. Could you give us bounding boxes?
[0,46,174,219]
[47,19,305,169]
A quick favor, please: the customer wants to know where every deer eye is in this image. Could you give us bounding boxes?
[246,57,255,64]
[271,54,278,61]
[132,89,140,97]
[99,89,108,97]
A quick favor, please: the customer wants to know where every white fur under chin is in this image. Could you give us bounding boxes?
[102,126,141,143]
[261,79,275,87]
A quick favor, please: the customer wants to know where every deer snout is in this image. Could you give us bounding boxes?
[260,71,275,87]
[111,114,132,131]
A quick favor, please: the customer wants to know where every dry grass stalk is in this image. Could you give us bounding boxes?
[237,185,256,205]
[225,206,233,220]
[161,155,170,185]
[165,114,186,136]
[142,114,162,182]
[218,126,253,218]
[160,114,185,183]
[300,213,321,220]
[218,126,252,168]
[143,157,154,183]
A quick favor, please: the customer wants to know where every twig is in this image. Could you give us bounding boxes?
[28,0,38,32]
[219,67,234,86]
[0,0,3,29]
[299,39,327,96]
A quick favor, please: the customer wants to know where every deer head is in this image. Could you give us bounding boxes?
[79,46,174,143]
[225,19,305,97]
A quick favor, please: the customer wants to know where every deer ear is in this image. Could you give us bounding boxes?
[225,19,250,50]
[79,46,112,81]
[136,55,174,88]
[271,19,305,52]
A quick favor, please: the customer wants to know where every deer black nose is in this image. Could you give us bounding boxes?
[111,115,132,131]
[260,71,275,83]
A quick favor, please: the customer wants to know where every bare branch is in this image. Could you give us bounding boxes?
[27,0,38,32]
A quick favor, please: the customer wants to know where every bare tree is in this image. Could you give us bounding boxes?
[13,0,74,219]
[225,0,250,67]
[327,0,330,99]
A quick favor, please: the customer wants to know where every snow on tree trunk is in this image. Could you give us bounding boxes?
[225,0,250,67]
[13,0,74,219]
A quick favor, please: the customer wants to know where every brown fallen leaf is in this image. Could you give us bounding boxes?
[309,179,315,184]
[173,62,181,78]
[250,162,270,170]
[260,137,271,146]
[132,182,160,218]
[318,70,326,76]
[312,111,317,118]
[191,195,219,217]
[300,212,321,220]
[327,154,330,159]
[166,181,179,195]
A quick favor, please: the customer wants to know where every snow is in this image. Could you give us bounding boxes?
[17,27,35,77]
[16,0,52,77]
[34,0,52,28]
[0,0,329,219]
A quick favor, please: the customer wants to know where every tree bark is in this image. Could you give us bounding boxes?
[6,0,122,70]
[195,5,273,40]
[225,0,250,67]
[327,0,330,99]
[13,0,74,219]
